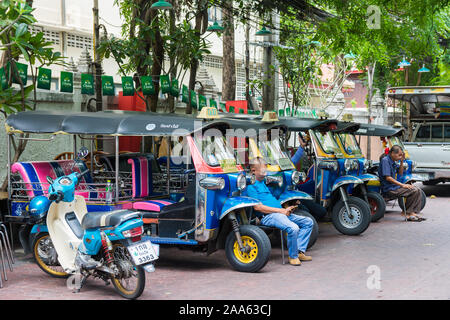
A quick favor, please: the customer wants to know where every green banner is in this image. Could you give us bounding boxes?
[11,62,27,85]
[121,76,134,96]
[0,67,9,90]
[160,74,171,94]
[209,98,217,109]
[198,94,207,110]
[181,85,189,103]
[170,78,179,97]
[81,73,94,95]
[60,71,73,93]
[190,90,197,108]
[102,75,115,96]
[141,76,155,95]
[219,102,226,112]
[37,67,51,90]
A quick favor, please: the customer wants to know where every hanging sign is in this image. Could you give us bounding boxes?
[141,76,155,95]
[198,94,207,110]
[11,62,28,85]
[160,74,171,94]
[60,71,73,93]
[209,98,217,109]
[170,78,179,97]
[81,73,94,95]
[121,76,135,96]
[190,90,197,108]
[37,67,51,90]
[181,85,189,103]
[102,75,115,96]
[0,67,9,90]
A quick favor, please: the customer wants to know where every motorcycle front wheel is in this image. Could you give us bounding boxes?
[111,243,146,299]
[32,233,69,278]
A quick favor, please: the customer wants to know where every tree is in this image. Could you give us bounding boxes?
[0,0,64,192]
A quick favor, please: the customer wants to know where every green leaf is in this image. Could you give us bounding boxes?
[15,22,28,38]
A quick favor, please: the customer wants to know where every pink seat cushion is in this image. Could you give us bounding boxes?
[132,199,175,212]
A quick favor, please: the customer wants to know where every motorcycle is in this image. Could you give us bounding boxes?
[41,148,158,299]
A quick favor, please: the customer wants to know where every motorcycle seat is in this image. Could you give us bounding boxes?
[81,210,140,229]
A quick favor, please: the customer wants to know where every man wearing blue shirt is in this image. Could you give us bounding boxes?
[378,145,424,221]
[291,133,328,221]
[246,157,313,266]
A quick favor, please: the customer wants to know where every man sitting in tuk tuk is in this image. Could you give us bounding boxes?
[246,157,314,266]
[379,145,426,222]
[291,132,328,221]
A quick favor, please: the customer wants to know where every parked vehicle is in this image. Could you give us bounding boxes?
[355,122,426,211]
[280,117,372,236]
[5,109,270,273]
[223,114,319,249]
[386,86,450,185]
[332,119,386,222]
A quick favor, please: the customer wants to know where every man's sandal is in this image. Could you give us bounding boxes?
[406,215,424,222]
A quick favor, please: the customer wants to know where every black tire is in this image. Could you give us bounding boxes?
[420,188,426,211]
[111,243,146,299]
[331,196,371,236]
[366,191,386,222]
[291,210,319,249]
[422,180,438,186]
[32,233,69,278]
[225,224,271,273]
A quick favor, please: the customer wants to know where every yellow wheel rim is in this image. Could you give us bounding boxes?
[111,244,139,296]
[34,234,68,277]
[233,236,258,264]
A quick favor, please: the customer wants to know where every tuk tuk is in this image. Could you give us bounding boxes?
[222,113,319,249]
[280,117,372,236]
[332,118,386,222]
[4,108,272,273]
[354,122,426,211]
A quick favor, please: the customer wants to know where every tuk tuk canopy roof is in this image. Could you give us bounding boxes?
[5,110,230,136]
[333,121,361,133]
[355,123,403,137]
[279,117,337,131]
[221,116,287,137]
[386,86,450,102]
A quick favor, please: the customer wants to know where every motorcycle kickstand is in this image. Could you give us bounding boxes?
[69,272,88,293]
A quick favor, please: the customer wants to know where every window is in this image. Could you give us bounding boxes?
[431,123,443,141]
[444,124,450,140]
[415,124,430,141]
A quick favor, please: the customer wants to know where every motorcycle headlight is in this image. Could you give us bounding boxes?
[237,173,246,191]
[291,171,301,185]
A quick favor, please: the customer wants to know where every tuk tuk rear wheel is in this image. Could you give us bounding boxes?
[366,191,386,222]
[225,225,271,273]
[331,196,371,236]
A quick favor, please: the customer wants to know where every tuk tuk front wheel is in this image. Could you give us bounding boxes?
[331,196,371,236]
[225,225,271,273]
[366,191,386,222]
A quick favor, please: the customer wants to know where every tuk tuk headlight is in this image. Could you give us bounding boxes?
[246,173,256,186]
[291,171,301,185]
[344,159,352,171]
[237,173,246,191]
[412,160,417,170]
[199,177,225,190]
[363,159,370,171]
[265,175,283,187]
[318,160,338,171]
[402,162,409,171]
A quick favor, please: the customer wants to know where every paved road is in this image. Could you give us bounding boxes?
[0,183,449,300]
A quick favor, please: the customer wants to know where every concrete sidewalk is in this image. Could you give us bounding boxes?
[1,183,449,300]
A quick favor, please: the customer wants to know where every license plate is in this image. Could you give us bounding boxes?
[127,241,158,265]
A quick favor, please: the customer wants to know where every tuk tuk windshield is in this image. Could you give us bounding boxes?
[312,130,343,157]
[337,133,363,157]
[258,139,294,170]
[195,135,238,172]
[389,136,404,149]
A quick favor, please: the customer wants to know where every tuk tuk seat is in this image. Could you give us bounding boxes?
[11,160,94,198]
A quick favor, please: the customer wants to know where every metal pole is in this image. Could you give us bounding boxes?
[90,136,94,173]
[167,138,171,196]
[7,135,11,200]
[73,134,77,156]
[115,136,119,203]
[93,0,102,112]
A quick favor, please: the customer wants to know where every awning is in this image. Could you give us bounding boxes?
[6,110,230,136]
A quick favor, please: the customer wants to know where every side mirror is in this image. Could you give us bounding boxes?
[76,147,89,160]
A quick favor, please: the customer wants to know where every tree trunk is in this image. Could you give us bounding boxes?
[149,10,163,112]
[221,0,236,102]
